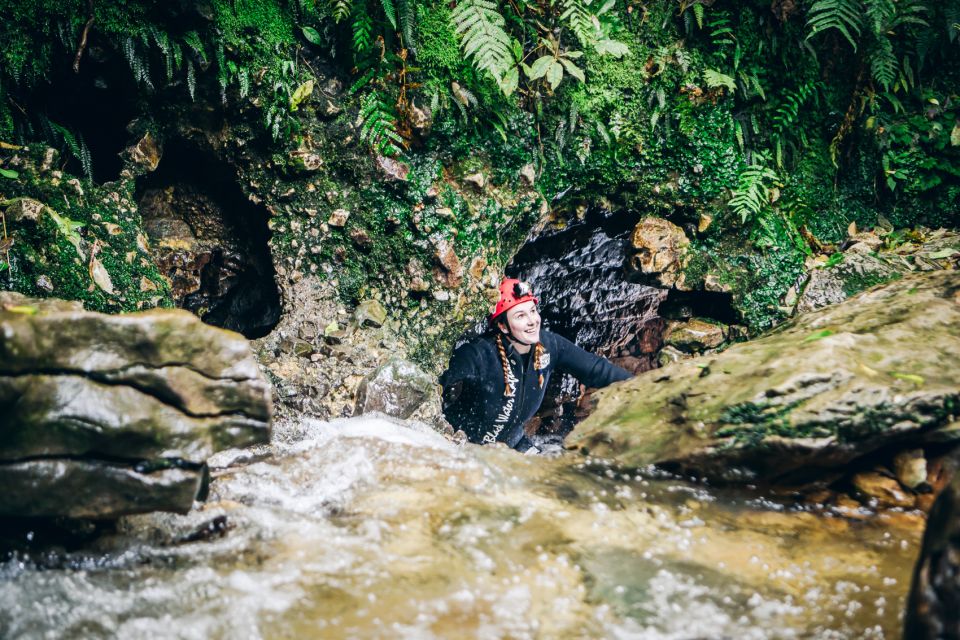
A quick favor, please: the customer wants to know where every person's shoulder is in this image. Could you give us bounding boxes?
[453,333,497,357]
[540,329,570,349]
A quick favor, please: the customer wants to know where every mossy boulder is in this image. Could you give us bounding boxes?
[569,270,960,486]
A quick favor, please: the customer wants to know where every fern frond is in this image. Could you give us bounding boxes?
[352,6,374,54]
[359,91,405,155]
[397,0,417,49]
[559,0,597,48]
[451,0,515,87]
[730,164,779,222]
[806,0,864,50]
[869,36,898,90]
[380,0,398,29]
[331,0,353,23]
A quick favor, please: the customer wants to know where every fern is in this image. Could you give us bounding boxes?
[869,36,897,90]
[397,0,417,49]
[560,0,597,48]
[359,90,405,155]
[770,81,817,167]
[450,0,516,89]
[331,0,353,22]
[352,4,374,54]
[730,164,780,222]
[806,0,863,50]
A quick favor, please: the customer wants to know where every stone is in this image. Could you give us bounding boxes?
[6,197,45,225]
[698,214,713,233]
[353,299,388,328]
[851,471,916,508]
[0,459,205,518]
[469,257,488,280]
[409,100,432,132]
[569,271,960,487]
[432,236,464,288]
[328,208,350,227]
[350,227,373,248]
[629,217,690,289]
[376,155,410,181]
[519,164,537,186]
[0,293,271,518]
[354,359,436,420]
[657,345,687,367]
[126,132,162,172]
[704,273,731,293]
[664,318,726,352]
[894,449,928,489]
[464,172,486,190]
[904,471,960,638]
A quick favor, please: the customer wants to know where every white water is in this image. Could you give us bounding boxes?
[0,416,919,639]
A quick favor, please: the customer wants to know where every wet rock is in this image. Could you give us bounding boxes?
[905,468,960,639]
[0,459,204,518]
[354,359,436,420]
[350,227,373,249]
[569,271,960,486]
[851,471,915,508]
[797,252,902,313]
[664,319,726,352]
[6,197,45,225]
[895,449,928,489]
[704,273,730,293]
[0,292,271,518]
[409,100,432,132]
[289,149,324,172]
[328,208,350,227]
[629,217,690,289]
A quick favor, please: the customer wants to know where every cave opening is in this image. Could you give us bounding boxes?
[136,140,281,338]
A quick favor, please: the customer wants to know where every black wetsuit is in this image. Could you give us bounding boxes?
[439,329,631,452]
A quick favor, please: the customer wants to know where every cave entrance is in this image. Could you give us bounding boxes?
[136,140,281,338]
[505,207,668,437]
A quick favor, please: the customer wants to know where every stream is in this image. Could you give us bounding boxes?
[0,416,921,639]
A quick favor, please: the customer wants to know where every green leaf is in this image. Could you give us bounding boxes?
[927,248,959,259]
[45,207,85,257]
[890,372,924,386]
[0,168,17,179]
[951,123,960,147]
[499,66,519,96]
[302,26,323,45]
[289,79,315,111]
[0,261,7,273]
[4,305,37,315]
[563,50,583,59]
[704,69,736,93]
[595,39,629,58]
[526,55,554,80]
[802,329,834,343]
[560,58,585,83]
[546,61,564,89]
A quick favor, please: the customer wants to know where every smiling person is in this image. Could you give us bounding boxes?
[440,278,632,454]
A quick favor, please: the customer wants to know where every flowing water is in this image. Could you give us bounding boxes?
[0,417,921,639]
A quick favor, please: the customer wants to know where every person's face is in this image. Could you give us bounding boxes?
[502,300,541,345]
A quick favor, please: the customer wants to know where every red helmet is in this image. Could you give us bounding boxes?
[490,278,538,323]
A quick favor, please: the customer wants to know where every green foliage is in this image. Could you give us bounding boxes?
[450,0,517,92]
[359,90,405,154]
[729,164,779,223]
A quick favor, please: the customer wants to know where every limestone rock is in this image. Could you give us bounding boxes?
[569,271,960,486]
[354,359,435,420]
[432,236,464,288]
[126,132,162,172]
[328,208,350,227]
[0,292,272,518]
[629,217,690,289]
[894,449,929,490]
[851,471,915,508]
[665,318,726,352]
[353,299,387,328]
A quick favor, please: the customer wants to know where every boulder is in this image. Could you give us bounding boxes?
[664,318,727,353]
[629,217,690,289]
[354,359,435,420]
[568,270,960,486]
[0,292,271,518]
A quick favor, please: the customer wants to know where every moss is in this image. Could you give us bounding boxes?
[1,146,172,312]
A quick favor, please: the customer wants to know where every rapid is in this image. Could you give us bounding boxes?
[0,416,920,639]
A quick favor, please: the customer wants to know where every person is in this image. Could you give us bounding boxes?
[439,278,632,454]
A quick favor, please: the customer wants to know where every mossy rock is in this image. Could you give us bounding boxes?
[569,270,960,486]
